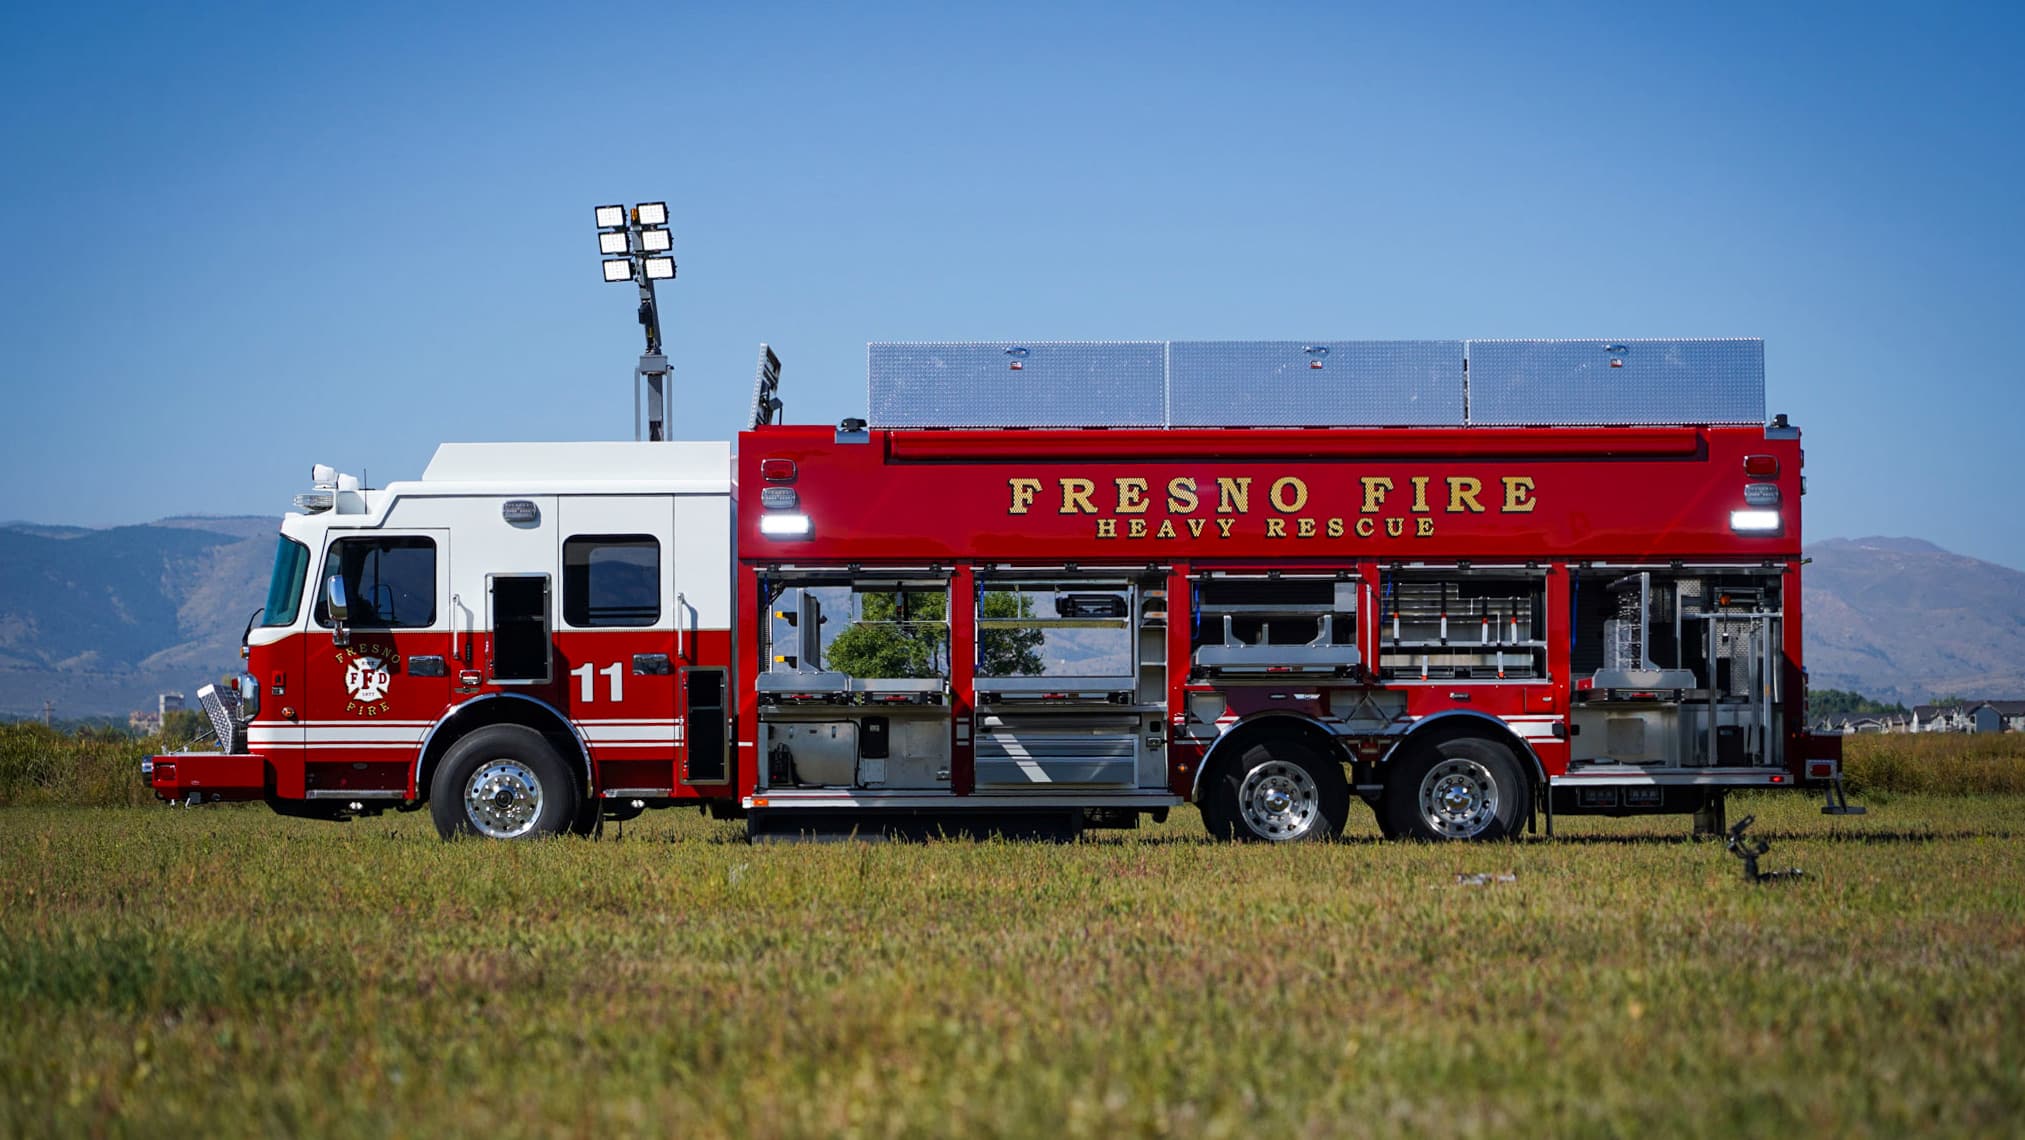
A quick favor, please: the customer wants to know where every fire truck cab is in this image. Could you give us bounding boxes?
[151,337,1851,841]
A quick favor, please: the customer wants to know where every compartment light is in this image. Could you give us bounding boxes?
[759,513,811,536]
[1730,509,1781,532]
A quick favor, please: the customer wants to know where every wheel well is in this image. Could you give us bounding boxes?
[1382,713,1546,794]
[415,696,593,803]
[1191,713,1350,802]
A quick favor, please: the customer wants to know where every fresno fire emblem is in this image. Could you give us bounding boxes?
[336,642,401,715]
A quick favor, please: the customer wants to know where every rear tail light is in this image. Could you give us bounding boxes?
[760,458,797,481]
[1743,455,1779,478]
[1807,759,1838,780]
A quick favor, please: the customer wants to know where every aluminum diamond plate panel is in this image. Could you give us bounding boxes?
[1466,339,1764,426]
[1167,340,1465,426]
[869,341,1166,428]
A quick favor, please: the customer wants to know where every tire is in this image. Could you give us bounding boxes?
[1381,735,1528,842]
[430,724,580,841]
[1201,737,1350,842]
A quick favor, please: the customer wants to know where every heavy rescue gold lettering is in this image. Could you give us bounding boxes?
[1502,476,1537,513]
[1095,518,1117,538]
[1411,476,1431,513]
[1166,477,1199,514]
[1266,518,1287,538]
[1188,519,1207,538]
[1128,518,1148,538]
[1417,517,1436,536]
[1446,476,1485,513]
[1156,519,1177,539]
[1327,518,1345,538]
[1008,477,1042,514]
[1297,518,1317,537]
[1360,476,1394,514]
[1115,477,1150,514]
[1217,519,1235,538]
[1060,478,1097,514]
[1269,477,1308,513]
[1216,477,1251,514]
[1386,518,1405,537]
[1355,518,1376,538]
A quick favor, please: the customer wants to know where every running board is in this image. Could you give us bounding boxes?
[746,789,1181,811]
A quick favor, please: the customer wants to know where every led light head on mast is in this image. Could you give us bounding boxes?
[598,230,629,255]
[639,227,672,253]
[594,204,626,229]
[644,257,675,280]
[634,201,668,227]
[602,258,633,282]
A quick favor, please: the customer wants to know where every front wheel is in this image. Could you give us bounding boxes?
[1202,738,1350,842]
[1382,735,1528,841]
[431,724,579,841]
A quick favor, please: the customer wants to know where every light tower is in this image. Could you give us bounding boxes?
[594,203,677,440]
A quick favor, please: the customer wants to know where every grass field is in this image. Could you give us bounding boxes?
[4,781,2023,1138]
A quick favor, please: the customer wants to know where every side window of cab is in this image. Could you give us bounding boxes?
[316,537,437,628]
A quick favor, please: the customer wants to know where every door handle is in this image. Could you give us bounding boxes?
[675,592,687,661]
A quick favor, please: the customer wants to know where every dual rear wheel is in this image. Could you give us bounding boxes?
[1202,732,1528,843]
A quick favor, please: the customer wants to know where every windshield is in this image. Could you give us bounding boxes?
[261,537,310,627]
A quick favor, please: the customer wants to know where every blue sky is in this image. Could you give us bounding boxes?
[3,2,2022,566]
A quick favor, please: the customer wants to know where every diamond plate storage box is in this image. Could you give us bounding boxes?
[1465,339,1764,426]
[1167,340,1465,426]
[868,341,1167,428]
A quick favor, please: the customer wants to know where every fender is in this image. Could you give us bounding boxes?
[1188,711,1348,802]
[412,692,595,797]
[1377,709,1550,789]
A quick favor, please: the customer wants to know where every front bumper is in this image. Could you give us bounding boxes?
[146,752,268,802]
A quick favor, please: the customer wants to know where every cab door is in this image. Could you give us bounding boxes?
[303,530,453,796]
[555,498,678,795]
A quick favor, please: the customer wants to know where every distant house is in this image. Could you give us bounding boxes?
[1911,704,1972,733]
[1970,701,2025,733]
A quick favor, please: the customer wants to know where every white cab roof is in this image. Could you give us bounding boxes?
[421,441,730,492]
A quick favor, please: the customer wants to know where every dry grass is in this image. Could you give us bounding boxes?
[2,793,2023,1138]
[1840,731,2025,796]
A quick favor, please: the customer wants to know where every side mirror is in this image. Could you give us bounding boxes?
[326,575,351,645]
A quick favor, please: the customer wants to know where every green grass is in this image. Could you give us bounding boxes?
[3,794,2023,1138]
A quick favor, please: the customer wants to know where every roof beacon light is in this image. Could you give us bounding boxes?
[1730,509,1781,533]
[594,204,627,229]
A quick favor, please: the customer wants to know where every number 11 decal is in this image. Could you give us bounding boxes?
[571,662,626,702]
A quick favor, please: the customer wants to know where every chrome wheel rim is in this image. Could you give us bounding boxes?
[464,759,544,839]
[1418,756,1499,838]
[1238,759,1321,840]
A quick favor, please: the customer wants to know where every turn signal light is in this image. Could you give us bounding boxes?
[760,458,796,482]
[1743,455,1779,478]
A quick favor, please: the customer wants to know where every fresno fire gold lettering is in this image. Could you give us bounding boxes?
[1001,471,1542,542]
[1008,477,1042,514]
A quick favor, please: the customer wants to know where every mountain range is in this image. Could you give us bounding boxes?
[2,519,2021,717]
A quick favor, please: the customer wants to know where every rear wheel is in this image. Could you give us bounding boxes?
[1382,735,1527,841]
[431,724,579,841]
[1202,737,1350,842]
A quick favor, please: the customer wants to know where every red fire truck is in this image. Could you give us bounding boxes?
[148,336,1854,841]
